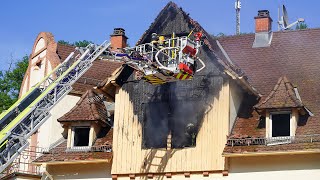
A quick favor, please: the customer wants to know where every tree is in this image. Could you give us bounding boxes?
[57,40,71,45]
[58,40,93,47]
[296,22,308,30]
[73,40,93,47]
[0,56,29,112]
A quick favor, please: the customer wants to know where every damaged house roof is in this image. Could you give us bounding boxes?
[34,1,320,161]
[220,29,320,155]
[137,2,253,90]
[104,1,259,149]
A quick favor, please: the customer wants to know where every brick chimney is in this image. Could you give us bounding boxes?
[110,28,128,50]
[252,10,273,48]
[255,10,273,33]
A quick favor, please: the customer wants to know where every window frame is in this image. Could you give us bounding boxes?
[70,126,92,148]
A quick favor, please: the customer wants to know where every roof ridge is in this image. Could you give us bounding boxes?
[136,1,184,45]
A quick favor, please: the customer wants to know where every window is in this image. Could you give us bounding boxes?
[271,113,291,137]
[35,61,42,69]
[143,101,201,149]
[73,127,90,147]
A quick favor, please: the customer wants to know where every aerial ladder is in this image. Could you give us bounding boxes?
[0,32,205,172]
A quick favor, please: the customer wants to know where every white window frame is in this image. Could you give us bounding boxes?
[70,126,92,148]
[268,111,292,145]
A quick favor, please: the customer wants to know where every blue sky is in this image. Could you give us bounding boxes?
[0,0,319,70]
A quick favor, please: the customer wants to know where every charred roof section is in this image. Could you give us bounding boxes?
[120,2,230,149]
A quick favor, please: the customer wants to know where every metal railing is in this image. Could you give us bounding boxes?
[226,134,320,146]
[0,143,112,178]
[0,146,43,178]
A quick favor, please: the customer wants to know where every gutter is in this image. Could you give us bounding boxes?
[33,159,111,166]
[223,149,320,157]
[224,70,261,97]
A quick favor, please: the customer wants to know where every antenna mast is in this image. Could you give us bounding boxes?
[235,0,241,35]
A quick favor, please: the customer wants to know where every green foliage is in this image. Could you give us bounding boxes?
[0,56,29,112]
[296,22,308,30]
[57,40,71,45]
[73,40,93,47]
[58,40,93,47]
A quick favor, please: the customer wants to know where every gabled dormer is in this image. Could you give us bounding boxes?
[58,89,114,149]
[255,76,311,140]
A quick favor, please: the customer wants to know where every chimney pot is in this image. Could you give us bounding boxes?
[110,28,128,51]
[112,28,126,36]
[257,10,270,18]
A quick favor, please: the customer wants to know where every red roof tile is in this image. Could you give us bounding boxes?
[56,43,76,62]
[220,29,320,154]
[56,44,122,95]
[58,89,109,124]
[71,60,123,95]
[255,76,303,109]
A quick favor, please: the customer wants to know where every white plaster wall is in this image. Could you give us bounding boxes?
[227,154,320,180]
[229,82,243,133]
[37,95,80,148]
[29,50,47,87]
[31,50,46,65]
[47,163,112,180]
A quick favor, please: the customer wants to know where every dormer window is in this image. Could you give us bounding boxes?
[254,76,312,145]
[57,90,113,149]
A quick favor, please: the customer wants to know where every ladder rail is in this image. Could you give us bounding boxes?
[0,52,75,133]
[0,41,110,173]
[0,40,109,143]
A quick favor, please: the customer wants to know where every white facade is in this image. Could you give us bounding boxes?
[227,154,320,180]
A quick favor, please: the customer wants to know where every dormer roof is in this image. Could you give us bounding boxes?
[58,89,109,125]
[255,76,303,110]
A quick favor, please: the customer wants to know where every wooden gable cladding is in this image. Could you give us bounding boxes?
[111,79,230,174]
[111,1,232,175]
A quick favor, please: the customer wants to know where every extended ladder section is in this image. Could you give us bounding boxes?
[0,41,110,172]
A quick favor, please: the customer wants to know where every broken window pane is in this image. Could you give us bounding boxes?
[73,127,90,147]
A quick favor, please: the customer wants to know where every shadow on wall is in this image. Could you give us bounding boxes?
[140,149,177,180]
